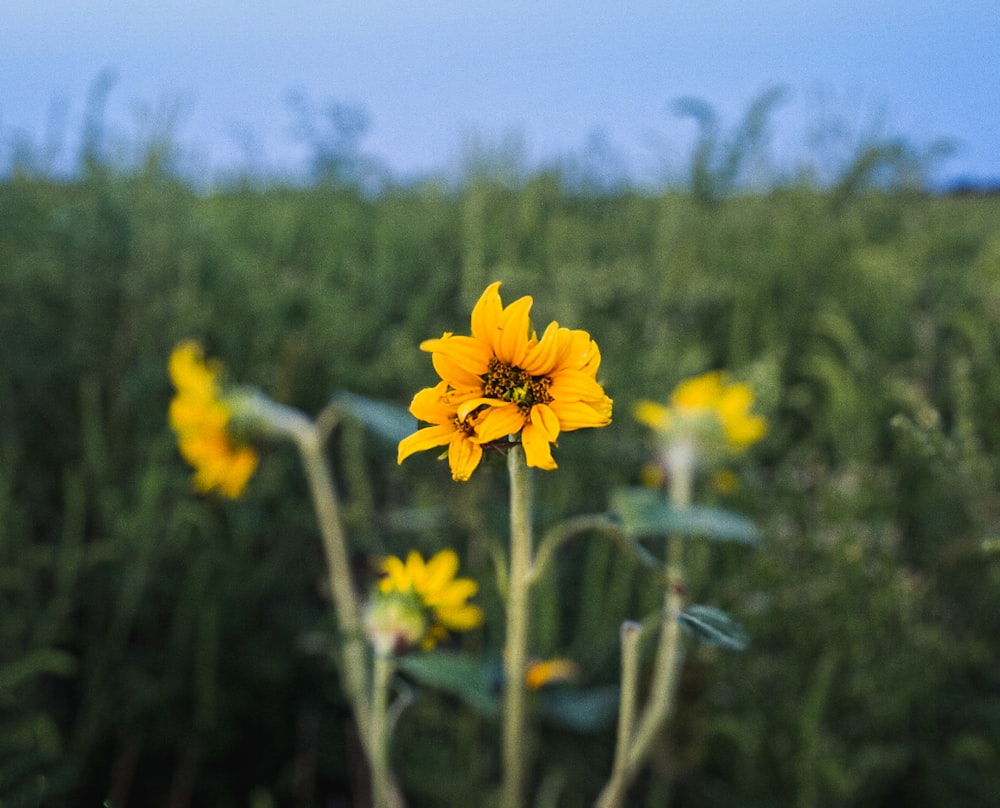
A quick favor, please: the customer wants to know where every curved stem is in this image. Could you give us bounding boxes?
[502,444,533,808]
[293,424,404,806]
[529,514,626,585]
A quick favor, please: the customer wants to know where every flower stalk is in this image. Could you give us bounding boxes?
[502,444,534,808]
[595,452,693,808]
[291,418,404,808]
[370,651,400,808]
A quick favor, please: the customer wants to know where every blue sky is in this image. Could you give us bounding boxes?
[3,0,998,186]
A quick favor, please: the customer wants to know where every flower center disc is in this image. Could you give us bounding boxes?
[483,358,553,411]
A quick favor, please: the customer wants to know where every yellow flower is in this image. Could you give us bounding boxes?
[397,381,485,481]
[635,371,767,455]
[525,657,579,690]
[168,341,258,498]
[374,549,484,651]
[401,281,612,474]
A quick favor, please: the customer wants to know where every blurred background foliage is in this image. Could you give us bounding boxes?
[1,92,999,807]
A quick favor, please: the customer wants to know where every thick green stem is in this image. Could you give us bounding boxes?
[502,444,533,808]
[371,653,402,808]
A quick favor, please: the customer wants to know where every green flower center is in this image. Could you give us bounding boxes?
[483,358,553,411]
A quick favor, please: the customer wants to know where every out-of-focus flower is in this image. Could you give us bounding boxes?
[399,281,612,476]
[367,549,484,653]
[634,371,767,463]
[168,341,258,498]
[525,657,579,691]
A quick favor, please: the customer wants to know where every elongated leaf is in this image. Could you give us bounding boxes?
[538,685,620,733]
[678,605,750,651]
[610,487,759,545]
[330,390,416,443]
[398,651,500,716]
[0,648,78,691]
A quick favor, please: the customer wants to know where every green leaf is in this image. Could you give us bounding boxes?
[678,605,750,651]
[397,650,500,716]
[610,487,759,545]
[538,685,620,733]
[330,390,416,444]
[0,648,78,691]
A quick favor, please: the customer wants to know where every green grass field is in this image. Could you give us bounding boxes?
[2,124,999,806]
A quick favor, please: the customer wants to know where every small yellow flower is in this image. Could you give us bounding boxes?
[168,341,258,498]
[635,371,767,458]
[525,657,579,690]
[373,549,484,651]
[399,282,613,476]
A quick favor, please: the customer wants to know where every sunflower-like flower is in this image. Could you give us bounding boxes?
[634,371,767,462]
[168,341,258,498]
[399,282,613,478]
[366,549,484,653]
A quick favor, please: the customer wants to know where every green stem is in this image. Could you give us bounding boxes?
[529,514,626,585]
[595,456,692,808]
[608,621,642,789]
[371,652,401,808]
[293,425,404,806]
[502,444,533,808]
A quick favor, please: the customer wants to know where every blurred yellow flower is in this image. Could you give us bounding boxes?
[374,549,484,651]
[525,657,579,690]
[635,371,767,456]
[400,281,612,475]
[168,341,258,498]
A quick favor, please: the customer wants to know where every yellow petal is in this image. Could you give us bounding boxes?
[471,281,503,341]
[555,329,600,373]
[456,396,503,421]
[423,549,460,593]
[496,295,534,366]
[406,550,427,589]
[525,658,578,690]
[474,403,527,443]
[432,334,492,372]
[430,339,491,389]
[718,382,754,415]
[427,578,479,608]
[633,399,670,430]
[521,422,557,470]
[724,412,768,449]
[436,603,485,631]
[380,555,412,592]
[519,320,562,375]
[549,398,612,431]
[448,433,484,481]
[398,424,457,464]
[673,371,724,410]
[548,369,608,403]
[530,403,561,443]
[408,382,453,424]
